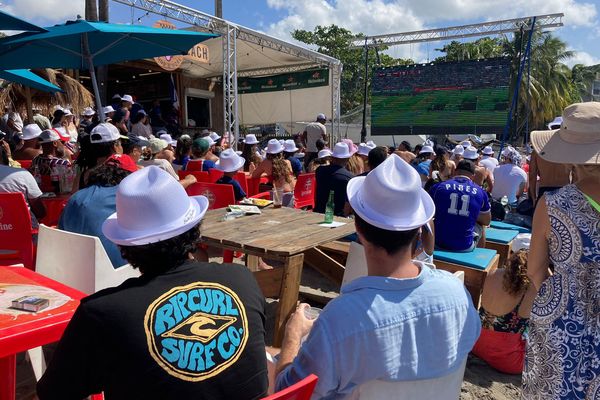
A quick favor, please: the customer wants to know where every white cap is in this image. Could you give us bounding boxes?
[102,105,115,115]
[463,146,479,160]
[452,145,464,155]
[203,136,216,147]
[482,146,494,156]
[216,148,245,173]
[102,166,209,246]
[331,142,353,159]
[22,124,42,140]
[316,113,326,121]
[318,149,332,159]
[121,94,133,103]
[38,129,61,143]
[90,123,124,144]
[82,107,95,116]
[419,145,434,155]
[347,154,435,230]
[283,139,298,153]
[266,138,284,154]
[243,134,259,145]
[209,131,221,141]
[149,138,168,154]
[159,133,177,147]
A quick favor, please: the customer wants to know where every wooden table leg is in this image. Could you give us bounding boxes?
[273,253,304,347]
[0,354,16,400]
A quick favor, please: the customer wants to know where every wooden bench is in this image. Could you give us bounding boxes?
[484,228,519,267]
[433,248,499,307]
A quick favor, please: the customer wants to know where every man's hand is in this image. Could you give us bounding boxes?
[248,162,256,174]
[179,174,197,189]
[284,303,314,342]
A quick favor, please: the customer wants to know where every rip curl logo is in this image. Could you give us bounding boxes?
[144,282,248,381]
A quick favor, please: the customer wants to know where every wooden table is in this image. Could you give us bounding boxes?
[0,266,85,400]
[201,207,355,345]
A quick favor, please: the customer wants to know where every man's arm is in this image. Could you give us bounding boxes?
[484,170,494,193]
[477,210,491,226]
[275,303,313,376]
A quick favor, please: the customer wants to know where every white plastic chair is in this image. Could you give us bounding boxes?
[348,359,467,400]
[35,224,140,295]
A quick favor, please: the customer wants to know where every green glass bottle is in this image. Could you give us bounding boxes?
[324,190,335,223]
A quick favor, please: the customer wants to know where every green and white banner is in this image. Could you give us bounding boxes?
[238,69,329,94]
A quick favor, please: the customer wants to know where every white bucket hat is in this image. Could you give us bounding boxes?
[203,136,216,147]
[452,145,464,155]
[243,134,259,145]
[532,102,600,165]
[102,105,115,115]
[463,146,479,160]
[482,146,494,156]
[216,148,245,172]
[419,145,434,155]
[347,154,435,231]
[283,139,298,153]
[159,133,177,147]
[22,124,42,140]
[266,138,284,154]
[121,94,133,103]
[331,142,353,159]
[103,166,208,246]
[318,149,332,159]
[82,107,95,116]
[209,131,221,141]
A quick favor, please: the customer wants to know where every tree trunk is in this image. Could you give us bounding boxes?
[85,0,98,21]
[98,0,109,22]
[97,0,109,106]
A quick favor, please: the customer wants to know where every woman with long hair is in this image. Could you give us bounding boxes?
[241,141,262,172]
[429,146,455,182]
[252,139,295,205]
[173,135,192,170]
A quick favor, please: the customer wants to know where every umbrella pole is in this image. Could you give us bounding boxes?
[82,33,105,123]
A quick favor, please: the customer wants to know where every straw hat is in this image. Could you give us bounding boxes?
[103,167,208,246]
[266,139,284,154]
[347,154,435,231]
[216,148,245,172]
[531,102,600,165]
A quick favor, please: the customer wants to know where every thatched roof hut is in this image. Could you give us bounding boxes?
[0,68,94,120]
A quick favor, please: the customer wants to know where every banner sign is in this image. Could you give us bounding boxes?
[153,20,210,70]
[238,69,329,94]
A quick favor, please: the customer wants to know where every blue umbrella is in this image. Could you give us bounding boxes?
[0,69,61,92]
[0,10,46,32]
[0,18,218,121]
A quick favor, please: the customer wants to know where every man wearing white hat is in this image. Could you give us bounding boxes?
[276,155,480,398]
[479,146,498,173]
[491,147,527,205]
[463,146,494,193]
[138,138,179,180]
[314,142,355,216]
[302,113,327,169]
[38,167,269,399]
[283,139,302,177]
[32,107,52,131]
[79,107,96,132]
[31,129,72,192]
[121,94,134,110]
[12,123,43,161]
[215,148,247,201]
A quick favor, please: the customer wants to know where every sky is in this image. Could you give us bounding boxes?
[3,0,600,67]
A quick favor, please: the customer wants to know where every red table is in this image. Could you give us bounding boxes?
[0,266,85,400]
[40,195,70,227]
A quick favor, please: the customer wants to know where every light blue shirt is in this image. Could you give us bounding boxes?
[276,263,481,399]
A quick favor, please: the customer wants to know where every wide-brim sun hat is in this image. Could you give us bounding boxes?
[243,134,259,145]
[331,142,353,159]
[531,102,600,165]
[267,138,284,154]
[102,166,208,246]
[216,148,245,172]
[347,154,435,231]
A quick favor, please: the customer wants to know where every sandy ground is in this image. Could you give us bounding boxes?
[15,257,523,399]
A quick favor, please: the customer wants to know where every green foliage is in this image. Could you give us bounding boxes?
[292,25,413,113]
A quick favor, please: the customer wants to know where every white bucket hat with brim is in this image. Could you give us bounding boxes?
[452,145,464,155]
[419,145,434,155]
[266,138,284,154]
[347,154,435,231]
[482,146,494,156]
[216,148,245,172]
[463,146,479,160]
[209,131,221,141]
[331,142,353,159]
[22,124,42,140]
[318,149,332,159]
[243,134,259,145]
[102,166,208,246]
[159,133,177,147]
[283,139,298,153]
[531,102,600,165]
[357,142,374,156]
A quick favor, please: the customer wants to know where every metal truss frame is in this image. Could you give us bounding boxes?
[350,14,563,48]
[111,0,343,144]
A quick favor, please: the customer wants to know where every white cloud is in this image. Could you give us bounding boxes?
[566,49,600,66]
[4,0,84,25]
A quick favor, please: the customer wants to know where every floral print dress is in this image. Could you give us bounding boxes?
[522,185,600,399]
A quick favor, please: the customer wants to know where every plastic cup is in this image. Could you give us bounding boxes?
[303,306,322,320]
[272,188,284,208]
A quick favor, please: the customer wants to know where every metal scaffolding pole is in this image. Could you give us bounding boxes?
[222,24,239,147]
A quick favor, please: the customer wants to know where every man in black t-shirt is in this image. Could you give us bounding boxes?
[38,166,268,400]
[314,142,355,216]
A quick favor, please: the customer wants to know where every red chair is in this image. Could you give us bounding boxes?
[185,159,205,171]
[209,168,225,183]
[262,374,318,400]
[15,159,32,169]
[235,171,249,195]
[0,193,35,269]
[177,170,210,183]
[293,173,316,210]
[247,176,262,197]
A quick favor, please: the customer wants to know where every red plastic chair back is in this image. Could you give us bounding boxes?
[209,168,225,183]
[234,171,249,195]
[262,374,318,400]
[177,170,210,183]
[16,159,32,169]
[0,193,35,269]
[185,182,235,210]
[294,173,316,210]
[185,159,205,171]
[246,176,261,197]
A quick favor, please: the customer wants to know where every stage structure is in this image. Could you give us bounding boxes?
[348,14,564,143]
[112,0,343,145]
